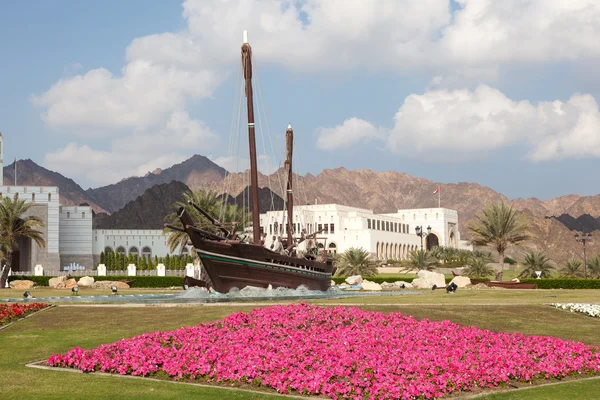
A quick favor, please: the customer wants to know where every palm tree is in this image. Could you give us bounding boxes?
[561,259,584,278]
[588,255,600,279]
[163,189,249,252]
[0,195,46,289]
[408,249,439,271]
[333,247,378,277]
[163,189,249,282]
[464,257,495,279]
[518,252,555,278]
[468,202,529,281]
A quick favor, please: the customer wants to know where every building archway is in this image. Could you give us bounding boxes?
[129,246,139,256]
[426,234,440,250]
[449,231,457,248]
[328,242,337,256]
[142,246,152,258]
[104,246,113,254]
[116,246,126,255]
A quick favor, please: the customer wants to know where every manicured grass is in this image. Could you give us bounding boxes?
[0,305,280,400]
[1,301,599,399]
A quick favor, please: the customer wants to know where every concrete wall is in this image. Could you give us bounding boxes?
[59,205,93,269]
[0,186,61,271]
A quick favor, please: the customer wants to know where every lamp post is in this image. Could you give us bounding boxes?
[415,225,432,251]
[575,232,592,279]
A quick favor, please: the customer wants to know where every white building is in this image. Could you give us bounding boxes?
[92,229,185,265]
[0,185,94,271]
[260,204,470,260]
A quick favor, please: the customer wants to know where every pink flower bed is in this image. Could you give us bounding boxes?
[48,304,600,399]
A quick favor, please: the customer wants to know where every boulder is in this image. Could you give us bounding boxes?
[345,275,363,285]
[361,280,382,291]
[93,280,130,289]
[412,270,445,289]
[511,278,520,283]
[65,278,78,289]
[330,280,337,287]
[393,281,413,288]
[450,276,471,288]
[9,280,35,290]
[49,276,67,289]
[380,282,395,289]
[77,276,95,287]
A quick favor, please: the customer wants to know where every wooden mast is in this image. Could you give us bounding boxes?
[285,124,294,244]
[241,31,261,244]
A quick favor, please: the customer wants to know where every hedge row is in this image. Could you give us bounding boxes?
[519,278,600,289]
[8,275,184,288]
[331,276,480,285]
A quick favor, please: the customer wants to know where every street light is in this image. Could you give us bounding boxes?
[575,232,592,279]
[415,225,432,251]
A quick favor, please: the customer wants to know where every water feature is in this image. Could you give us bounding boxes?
[1,285,422,304]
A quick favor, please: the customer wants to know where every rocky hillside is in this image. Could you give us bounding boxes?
[2,159,106,212]
[10,156,600,265]
[546,214,600,233]
[93,181,190,229]
[93,181,284,230]
[87,155,227,212]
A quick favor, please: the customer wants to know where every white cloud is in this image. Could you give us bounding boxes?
[44,111,218,186]
[441,0,600,66]
[316,117,385,150]
[388,85,535,154]
[32,0,600,184]
[321,85,600,162]
[528,95,600,161]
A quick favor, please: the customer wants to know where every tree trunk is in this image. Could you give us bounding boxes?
[0,253,13,289]
[497,250,504,281]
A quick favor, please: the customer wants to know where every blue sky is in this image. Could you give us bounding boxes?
[1,0,600,200]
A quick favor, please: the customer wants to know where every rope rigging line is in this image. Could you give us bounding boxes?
[220,60,244,225]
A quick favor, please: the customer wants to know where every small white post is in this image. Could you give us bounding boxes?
[34,264,44,276]
[156,263,166,277]
[4,266,11,288]
[127,264,137,276]
[243,30,248,44]
[185,263,195,278]
[97,264,106,276]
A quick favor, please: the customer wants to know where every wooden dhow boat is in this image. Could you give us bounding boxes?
[175,32,333,293]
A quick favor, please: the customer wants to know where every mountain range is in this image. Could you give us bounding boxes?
[4,156,600,265]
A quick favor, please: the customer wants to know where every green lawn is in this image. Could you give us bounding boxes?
[1,296,600,399]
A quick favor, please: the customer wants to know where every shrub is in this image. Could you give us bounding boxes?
[520,278,600,289]
[8,275,184,288]
[504,257,517,265]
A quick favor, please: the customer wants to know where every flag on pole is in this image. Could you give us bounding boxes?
[433,186,441,207]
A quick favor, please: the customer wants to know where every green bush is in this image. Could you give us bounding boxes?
[504,257,517,265]
[520,278,600,289]
[8,275,52,286]
[8,275,184,288]
[332,275,488,285]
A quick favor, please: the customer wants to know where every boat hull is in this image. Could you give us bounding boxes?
[193,238,332,293]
